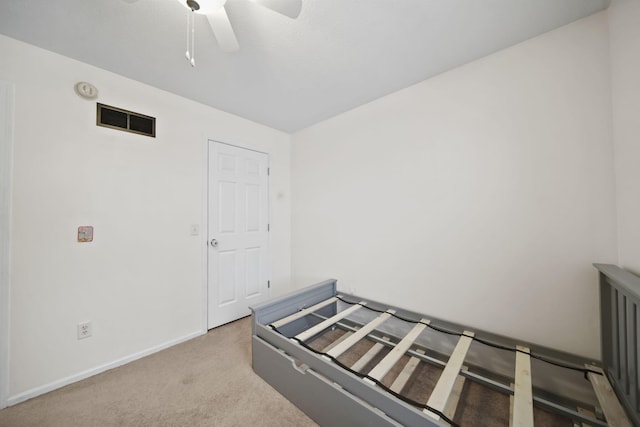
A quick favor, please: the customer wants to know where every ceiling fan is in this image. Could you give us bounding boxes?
[123,0,302,65]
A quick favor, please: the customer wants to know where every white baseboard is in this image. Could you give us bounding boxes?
[6,329,204,407]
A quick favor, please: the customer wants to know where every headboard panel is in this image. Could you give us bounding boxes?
[594,263,640,425]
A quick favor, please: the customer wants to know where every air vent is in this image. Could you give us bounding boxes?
[97,103,155,138]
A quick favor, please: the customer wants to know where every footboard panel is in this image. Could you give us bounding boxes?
[595,263,640,425]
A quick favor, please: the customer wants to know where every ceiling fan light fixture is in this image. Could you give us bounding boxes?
[177,0,227,14]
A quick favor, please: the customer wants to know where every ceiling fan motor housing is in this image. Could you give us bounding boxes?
[181,0,227,13]
[186,0,200,11]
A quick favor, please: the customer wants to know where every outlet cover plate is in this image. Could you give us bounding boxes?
[77,321,92,340]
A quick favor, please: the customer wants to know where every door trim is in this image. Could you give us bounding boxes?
[0,81,15,409]
[200,137,209,334]
[203,139,271,331]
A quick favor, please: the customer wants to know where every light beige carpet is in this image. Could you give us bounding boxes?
[0,317,317,427]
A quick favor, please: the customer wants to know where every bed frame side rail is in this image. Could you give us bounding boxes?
[594,263,640,425]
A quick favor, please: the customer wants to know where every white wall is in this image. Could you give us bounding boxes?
[0,34,291,401]
[291,13,616,359]
[608,0,640,274]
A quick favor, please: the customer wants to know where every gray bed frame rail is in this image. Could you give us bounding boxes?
[251,268,636,426]
[595,263,640,425]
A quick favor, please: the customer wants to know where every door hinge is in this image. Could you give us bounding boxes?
[267,168,270,176]
[267,224,270,232]
[268,280,271,289]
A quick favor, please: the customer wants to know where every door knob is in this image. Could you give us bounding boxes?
[210,238,218,248]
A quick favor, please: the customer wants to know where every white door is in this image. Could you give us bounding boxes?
[208,141,270,329]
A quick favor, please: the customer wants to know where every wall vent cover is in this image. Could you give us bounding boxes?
[97,103,155,138]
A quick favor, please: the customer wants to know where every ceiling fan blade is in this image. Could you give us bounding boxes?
[251,0,301,19]
[206,7,240,53]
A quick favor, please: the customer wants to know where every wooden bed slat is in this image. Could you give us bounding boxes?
[326,310,395,358]
[321,331,354,353]
[295,302,365,342]
[390,349,425,393]
[425,332,474,419]
[367,320,429,381]
[586,366,633,427]
[512,346,534,427]
[270,296,338,329]
[577,407,595,427]
[443,367,467,420]
[351,337,390,372]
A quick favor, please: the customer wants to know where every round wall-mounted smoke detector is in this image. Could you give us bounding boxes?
[74,82,98,100]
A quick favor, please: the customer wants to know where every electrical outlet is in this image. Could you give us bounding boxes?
[77,321,92,340]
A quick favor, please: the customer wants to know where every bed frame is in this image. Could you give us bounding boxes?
[250,264,638,426]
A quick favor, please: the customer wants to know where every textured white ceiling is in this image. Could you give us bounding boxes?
[0,0,609,132]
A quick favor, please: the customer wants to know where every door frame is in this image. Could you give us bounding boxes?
[201,138,271,332]
[0,81,15,409]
